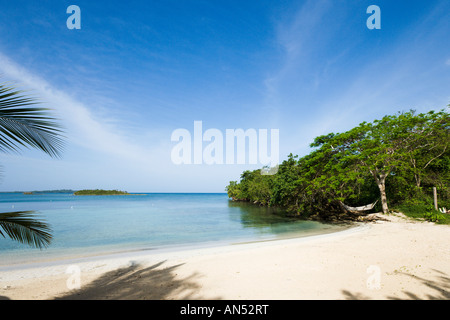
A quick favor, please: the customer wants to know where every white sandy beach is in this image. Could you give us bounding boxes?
[0,212,448,300]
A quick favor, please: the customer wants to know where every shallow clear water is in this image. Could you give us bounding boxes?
[0,192,347,266]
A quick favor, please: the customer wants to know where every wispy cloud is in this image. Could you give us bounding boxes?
[0,52,160,165]
[264,0,450,160]
[0,52,256,191]
[265,0,333,98]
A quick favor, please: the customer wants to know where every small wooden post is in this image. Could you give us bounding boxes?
[433,187,438,211]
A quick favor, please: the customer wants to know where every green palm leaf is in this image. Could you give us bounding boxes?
[0,211,52,249]
[0,82,64,157]
[0,80,65,248]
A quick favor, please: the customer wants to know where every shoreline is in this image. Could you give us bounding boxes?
[1,213,449,300]
[0,219,354,271]
[0,221,362,276]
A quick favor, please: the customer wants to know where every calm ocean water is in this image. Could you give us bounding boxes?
[0,192,347,266]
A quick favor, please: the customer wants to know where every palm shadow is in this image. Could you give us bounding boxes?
[54,260,219,300]
[342,268,450,300]
[341,290,371,300]
[385,268,450,300]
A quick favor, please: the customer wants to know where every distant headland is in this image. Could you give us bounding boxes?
[20,189,74,194]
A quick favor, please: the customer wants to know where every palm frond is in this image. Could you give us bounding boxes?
[0,211,52,249]
[0,83,64,158]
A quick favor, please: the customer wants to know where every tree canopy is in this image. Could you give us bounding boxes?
[226,108,449,221]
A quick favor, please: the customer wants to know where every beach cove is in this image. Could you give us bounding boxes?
[0,193,350,266]
[1,212,448,300]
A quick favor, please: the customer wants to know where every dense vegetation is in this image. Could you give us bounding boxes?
[74,189,130,195]
[226,108,450,223]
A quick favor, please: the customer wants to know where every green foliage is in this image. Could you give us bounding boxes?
[226,107,450,222]
[226,170,274,206]
[0,82,64,157]
[0,80,64,248]
[74,189,130,195]
[423,211,447,223]
[0,210,52,249]
[393,196,450,224]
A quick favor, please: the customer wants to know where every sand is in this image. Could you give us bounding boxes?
[0,212,448,300]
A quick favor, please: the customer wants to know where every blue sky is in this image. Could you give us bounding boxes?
[0,0,449,192]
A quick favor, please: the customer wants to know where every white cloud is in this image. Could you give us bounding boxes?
[0,52,254,192]
[0,52,164,167]
[261,0,450,161]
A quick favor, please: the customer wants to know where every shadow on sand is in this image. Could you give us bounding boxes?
[342,268,450,300]
[53,260,220,300]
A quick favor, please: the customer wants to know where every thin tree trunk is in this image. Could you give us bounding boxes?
[377,176,389,214]
[411,158,421,189]
[371,170,389,214]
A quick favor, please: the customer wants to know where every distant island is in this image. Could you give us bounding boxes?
[74,189,130,196]
[20,189,75,194]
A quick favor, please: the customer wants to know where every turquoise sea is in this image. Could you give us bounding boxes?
[0,192,348,266]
